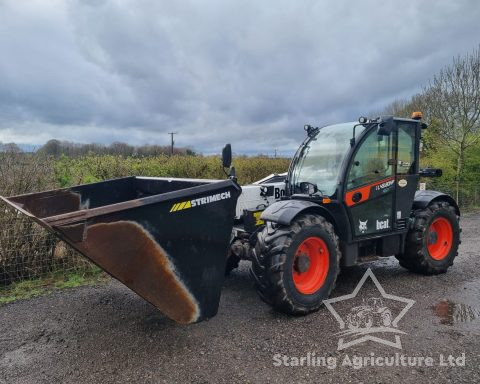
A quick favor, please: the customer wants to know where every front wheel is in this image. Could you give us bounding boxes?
[250,214,341,315]
[395,201,460,274]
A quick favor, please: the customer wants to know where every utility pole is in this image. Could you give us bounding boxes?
[274,148,277,158]
[168,132,178,155]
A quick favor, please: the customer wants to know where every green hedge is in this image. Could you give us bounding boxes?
[54,154,290,187]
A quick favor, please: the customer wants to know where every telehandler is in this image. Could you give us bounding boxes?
[2,113,460,323]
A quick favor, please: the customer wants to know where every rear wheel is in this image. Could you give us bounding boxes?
[395,201,460,274]
[250,214,340,315]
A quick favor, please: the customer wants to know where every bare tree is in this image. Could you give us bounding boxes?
[0,142,22,153]
[422,47,480,203]
[381,98,412,117]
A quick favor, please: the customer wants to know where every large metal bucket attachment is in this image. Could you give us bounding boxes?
[1,177,240,324]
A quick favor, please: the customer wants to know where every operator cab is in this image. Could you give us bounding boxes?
[287,115,423,241]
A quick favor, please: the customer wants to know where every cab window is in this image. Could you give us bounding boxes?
[347,129,393,189]
[397,123,416,174]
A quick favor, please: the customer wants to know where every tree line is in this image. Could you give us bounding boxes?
[0,139,196,157]
[36,140,196,157]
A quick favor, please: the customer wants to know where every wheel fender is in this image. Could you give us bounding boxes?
[260,199,333,226]
[413,190,460,216]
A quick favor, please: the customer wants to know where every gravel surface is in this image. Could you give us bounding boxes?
[1,213,479,384]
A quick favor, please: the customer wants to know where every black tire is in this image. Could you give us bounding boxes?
[395,201,460,275]
[250,213,341,315]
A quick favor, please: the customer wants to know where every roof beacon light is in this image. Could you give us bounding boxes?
[411,111,423,120]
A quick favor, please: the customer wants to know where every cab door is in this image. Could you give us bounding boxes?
[394,121,420,229]
[344,127,395,237]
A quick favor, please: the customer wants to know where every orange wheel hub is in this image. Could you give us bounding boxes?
[292,237,329,294]
[427,217,453,260]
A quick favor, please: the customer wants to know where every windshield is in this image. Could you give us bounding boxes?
[291,122,360,196]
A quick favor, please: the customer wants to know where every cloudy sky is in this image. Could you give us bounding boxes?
[0,0,479,154]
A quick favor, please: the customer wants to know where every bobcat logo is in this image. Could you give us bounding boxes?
[359,220,368,234]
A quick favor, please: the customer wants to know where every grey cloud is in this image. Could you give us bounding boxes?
[0,0,479,154]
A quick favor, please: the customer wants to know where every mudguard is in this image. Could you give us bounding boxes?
[413,190,460,216]
[260,198,352,241]
[260,198,352,257]
[260,199,322,225]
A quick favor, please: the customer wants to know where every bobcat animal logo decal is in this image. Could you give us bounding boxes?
[359,220,368,234]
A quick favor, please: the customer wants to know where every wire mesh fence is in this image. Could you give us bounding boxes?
[0,152,101,289]
[0,208,96,288]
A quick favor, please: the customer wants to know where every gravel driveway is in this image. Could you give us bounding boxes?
[1,214,479,383]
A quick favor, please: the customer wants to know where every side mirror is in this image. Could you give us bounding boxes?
[377,116,394,136]
[222,144,232,168]
[299,182,318,195]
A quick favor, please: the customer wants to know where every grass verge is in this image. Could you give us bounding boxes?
[0,266,109,306]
